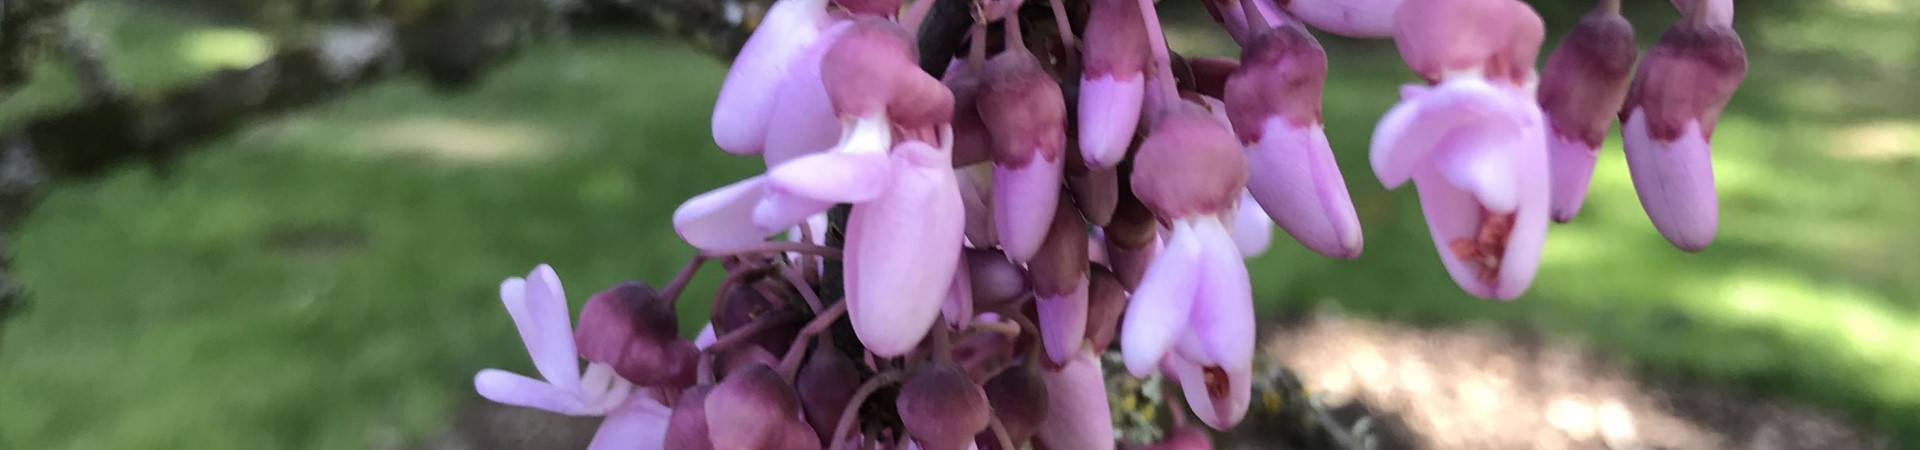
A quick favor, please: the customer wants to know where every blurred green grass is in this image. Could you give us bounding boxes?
[2,2,1918,449]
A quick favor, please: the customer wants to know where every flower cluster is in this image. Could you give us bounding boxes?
[474,0,1745,448]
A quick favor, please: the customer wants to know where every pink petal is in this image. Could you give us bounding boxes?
[1410,108,1549,301]
[1230,192,1273,258]
[1285,0,1403,38]
[579,363,636,413]
[1169,355,1251,430]
[474,369,591,415]
[1077,73,1146,169]
[1187,217,1256,372]
[1414,166,1498,299]
[1120,220,1204,377]
[848,142,967,357]
[957,164,998,247]
[753,188,837,232]
[761,21,854,167]
[1548,131,1600,223]
[694,322,717,350]
[1033,351,1117,450]
[767,117,895,203]
[1244,118,1363,259]
[945,252,975,329]
[587,396,673,450]
[1037,278,1091,365]
[523,265,581,392]
[1370,77,1518,188]
[712,0,833,155]
[1432,124,1522,214]
[993,156,1066,262]
[674,176,781,252]
[1622,109,1717,252]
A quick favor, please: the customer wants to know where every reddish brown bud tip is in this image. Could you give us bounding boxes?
[897,365,992,450]
[1130,107,1249,219]
[979,51,1069,166]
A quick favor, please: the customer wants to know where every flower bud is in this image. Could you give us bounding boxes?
[712,282,802,355]
[1033,351,1115,450]
[665,385,715,450]
[980,46,1069,262]
[954,328,1019,383]
[1225,25,1363,259]
[1066,139,1122,226]
[1079,0,1150,169]
[1620,11,1745,252]
[797,348,862,445]
[1031,194,1091,364]
[1391,0,1544,86]
[1083,265,1128,352]
[1540,1,1636,222]
[1186,57,1239,100]
[705,364,819,450]
[575,282,700,389]
[1104,175,1159,290]
[897,365,991,450]
[977,365,1050,450]
[965,248,1029,308]
[1131,106,1248,220]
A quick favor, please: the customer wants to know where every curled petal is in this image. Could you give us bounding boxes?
[474,369,591,415]
[849,142,967,356]
[674,177,780,252]
[1370,77,1523,189]
[1244,120,1362,258]
[1078,74,1146,168]
[1411,108,1549,300]
[1622,110,1717,252]
[1170,356,1251,430]
[753,189,837,233]
[993,157,1066,262]
[1033,351,1116,450]
[1433,128,1522,214]
[512,265,580,392]
[712,0,832,155]
[767,117,895,203]
[1120,220,1203,377]
[587,396,673,450]
[694,323,717,350]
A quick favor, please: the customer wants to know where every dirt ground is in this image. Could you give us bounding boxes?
[1232,314,1891,450]
[421,314,1891,450]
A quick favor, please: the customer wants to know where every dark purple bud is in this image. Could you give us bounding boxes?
[896,365,991,450]
[954,329,1020,383]
[979,48,1069,168]
[1540,1,1636,222]
[965,248,1030,309]
[1622,15,1745,143]
[1130,106,1249,219]
[1067,142,1121,226]
[1104,172,1158,290]
[711,283,802,355]
[705,364,818,450]
[1084,265,1127,352]
[977,365,1050,450]
[822,18,953,127]
[1224,26,1327,141]
[714,344,782,379]
[665,385,715,450]
[947,64,994,167]
[1186,57,1240,100]
[1084,0,1149,77]
[575,282,700,388]
[797,348,861,445]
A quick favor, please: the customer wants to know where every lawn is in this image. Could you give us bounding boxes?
[1,2,1917,449]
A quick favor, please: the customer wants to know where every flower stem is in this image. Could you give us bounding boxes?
[704,311,804,354]
[778,300,851,377]
[782,264,825,313]
[700,242,844,260]
[833,370,907,449]
[986,414,1017,450]
[660,254,708,303]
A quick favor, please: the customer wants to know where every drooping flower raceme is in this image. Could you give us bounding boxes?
[477,0,1753,447]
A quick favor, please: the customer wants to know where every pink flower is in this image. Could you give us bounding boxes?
[473,265,679,449]
[1224,23,1364,259]
[846,139,966,357]
[1371,0,1550,300]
